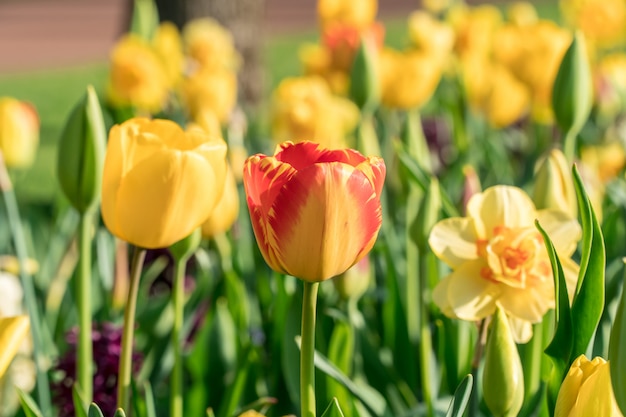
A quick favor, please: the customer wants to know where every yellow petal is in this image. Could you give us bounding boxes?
[467,186,536,238]
[499,283,554,323]
[555,365,584,417]
[572,360,615,417]
[0,316,29,379]
[428,217,478,268]
[506,315,533,344]
[446,260,501,321]
[536,209,582,257]
[432,275,456,317]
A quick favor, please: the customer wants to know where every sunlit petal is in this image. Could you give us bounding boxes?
[536,209,582,256]
[467,185,536,237]
[429,217,478,268]
[447,260,501,321]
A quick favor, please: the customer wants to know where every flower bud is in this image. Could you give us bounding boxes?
[333,256,371,301]
[532,148,577,219]
[552,32,592,138]
[609,262,626,415]
[57,85,107,214]
[0,97,39,169]
[349,36,380,113]
[482,306,524,417]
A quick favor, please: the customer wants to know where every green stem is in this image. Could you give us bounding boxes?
[418,252,434,417]
[301,281,319,417]
[357,113,382,157]
[77,213,94,405]
[522,323,543,409]
[171,256,188,417]
[0,157,52,415]
[563,129,577,163]
[117,246,147,411]
[469,319,488,417]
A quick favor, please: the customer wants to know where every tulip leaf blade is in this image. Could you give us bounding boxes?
[535,220,572,412]
[17,389,43,417]
[72,385,88,417]
[570,165,605,360]
[445,374,473,417]
[88,403,105,417]
[321,397,346,417]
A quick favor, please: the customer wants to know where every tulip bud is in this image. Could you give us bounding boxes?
[349,37,380,114]
[333,256,371,301]
[412,178,441,251]
[609,262,626,415]
[483,307,524,417]
[552,32,592,143]
[0,97,39,169]
[169,228,202,263]
[57,86,106,214]
[532,148,577,219]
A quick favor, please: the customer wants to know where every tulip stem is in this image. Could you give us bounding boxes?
[301,281,319,417]
[76,212,94,406]
[563,129,577,162]
[0,154,52,416]
[117,246,147,412]
[419,252,435,417]
[171,256,188,417]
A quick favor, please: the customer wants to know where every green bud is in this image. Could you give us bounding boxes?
[552,31,592,139]
[57,85,106,214]
[609,260,626,416]
[412,177,441,251]
[482,307,524,417]
[349,37,380,114]
[532,148,577,219]
[169,228,202,262]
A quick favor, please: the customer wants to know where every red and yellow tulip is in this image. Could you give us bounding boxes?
[243,141,385,282]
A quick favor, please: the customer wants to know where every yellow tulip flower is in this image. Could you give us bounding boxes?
[183,68,238,124]
[555,355,623,417]
[183,18,240,72]
[0,316,29,379]
[317,0,377,31]
[107,35,171,113]
[101,118,228,249]
[561,0,626,49]
[429,185,581,342]
[243,141,385,282]
[0,97,39,169]
[201,165,240,238]
[152,22,185,86]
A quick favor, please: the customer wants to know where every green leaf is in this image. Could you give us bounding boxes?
[72,385,88,417]
[144,381,157,417]
[130,0,159,41]
[536,220,572,412]
[327,318,355,417]
[321,398,346,417]
[114,409,127,417]
[570,165,605,359]
[445,374,473,417]
[17,389,43,417]
[88,403,105,417]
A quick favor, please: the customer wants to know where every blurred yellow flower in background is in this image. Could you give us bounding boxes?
[0,97,39,169]
[272,76,359,149]
[429,185,581,342]
[448,4,502,58]
[561,0,626,49]
[183,18,240,72]
[506,1,538,26]
[317,0,377,30]
[0,316,29,380]
[555,355,623,417]
[580,141,626,183]
[152,22,185,86]
[182,68,238,124]
[107,35,170,113]
[407,10,455,63]
[379,48,444,110]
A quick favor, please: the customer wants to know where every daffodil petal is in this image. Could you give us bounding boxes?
[432,275,456,317]
[536,209,582,256]
[269,161,381,281]
[428,217,478,268]
[499,283,553,323]
[506,315,533,343]
[447,260,500,321]
[0,316,29,379]
[467,185,536,237]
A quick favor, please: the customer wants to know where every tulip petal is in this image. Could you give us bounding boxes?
[572,360,615,417]
[467,186,536,238]
[0,316,29,379]
[428,217,478,268]
[536,209,582,257]
[269,161,381,281]
[275,141,367,170]
[555,366,583,417]
[446,260,501,321]
[356,156,386,198]
[113,149,221,248]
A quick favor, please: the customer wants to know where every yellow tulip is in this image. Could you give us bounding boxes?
[561,0,626,49]
[506,2,538,26]
[152,22,185,86]
[317,0,377,31]
[429,185,581,342]
[407,11,455,61]
[555,355,623,417]
[243,141,385,282]
[484,64,530,128]
[0,97,39,169]
[0,316,29,379]
[183,68,238,124]
[183,18,240,72]
[379,48,444,110]
[101,118,228,249]
[107,35,170,113]
[201,165,240,238]
[448,4,502,58]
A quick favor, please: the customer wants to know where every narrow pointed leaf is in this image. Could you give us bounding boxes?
[321,398,347,417]
[17,389,43,417]
[72,386,88,417]
[445,374,473,417]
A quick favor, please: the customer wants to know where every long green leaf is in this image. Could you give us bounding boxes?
[445,374,473,417]
[570,165,605,359]
[321,398,346,417]
[536,220,572,412]
[72,386,88,417]
[17,389,43,417]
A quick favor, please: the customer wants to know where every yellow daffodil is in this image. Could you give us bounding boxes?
[101,118,228,249]
[243,141,385,282]
[183,18,240,72]
[429,185,581,342]
[0,316,29,379]
[555,355,623,417]
[0,97,39,169]
[182,68,238,124]
[272,76,359,149]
